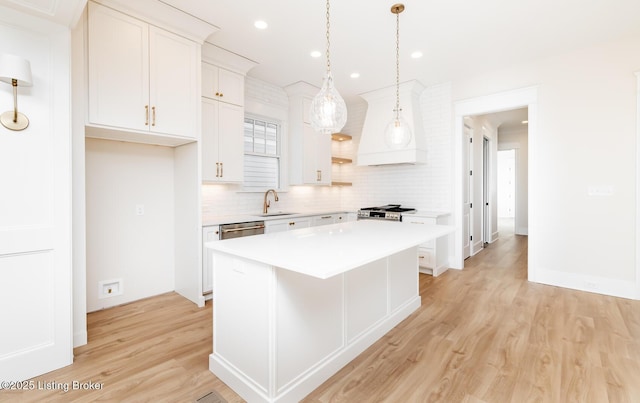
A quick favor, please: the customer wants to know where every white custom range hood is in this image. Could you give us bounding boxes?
[357,80,427,166]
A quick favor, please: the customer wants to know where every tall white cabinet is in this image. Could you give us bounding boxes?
[200,45,256,183]
[284,82,332,185]
[201,61,246,183]
[87,2,197,142]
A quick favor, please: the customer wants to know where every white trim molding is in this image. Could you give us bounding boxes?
[636,72,640,300]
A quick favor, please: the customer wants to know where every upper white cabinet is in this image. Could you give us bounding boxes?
[87,2,198,139]
[201,96,244,182]
[202,62,244,106]
[284,82,332,186]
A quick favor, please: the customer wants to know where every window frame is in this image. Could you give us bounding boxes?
[242,114,284,192]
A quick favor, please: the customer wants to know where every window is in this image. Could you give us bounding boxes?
[243,116,281,191]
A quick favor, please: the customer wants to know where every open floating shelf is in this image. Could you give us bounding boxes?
[331,133,353,186]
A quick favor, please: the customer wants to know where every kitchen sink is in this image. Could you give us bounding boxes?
[259,212,296,217]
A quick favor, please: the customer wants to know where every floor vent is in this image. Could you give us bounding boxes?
[196,391,227,403]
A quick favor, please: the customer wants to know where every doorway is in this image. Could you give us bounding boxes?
[452,86,537,281]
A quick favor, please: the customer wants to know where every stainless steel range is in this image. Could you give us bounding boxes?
[357,204,416,222]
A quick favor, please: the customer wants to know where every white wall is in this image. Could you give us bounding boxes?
[453,33,640,297]
[85,138,175,311]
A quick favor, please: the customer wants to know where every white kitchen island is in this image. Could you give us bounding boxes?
[206,220,454,403]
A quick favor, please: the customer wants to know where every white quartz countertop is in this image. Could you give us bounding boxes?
[205,220,454,279]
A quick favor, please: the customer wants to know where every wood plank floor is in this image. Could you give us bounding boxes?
[3,226,640,402]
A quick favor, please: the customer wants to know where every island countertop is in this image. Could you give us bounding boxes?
[205,220,454,279]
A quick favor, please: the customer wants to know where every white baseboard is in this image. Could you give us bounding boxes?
[534,267,637,300]
[515,226,528,235]
[73,330,88,348]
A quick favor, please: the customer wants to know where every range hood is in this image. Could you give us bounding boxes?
[357,80,427,166]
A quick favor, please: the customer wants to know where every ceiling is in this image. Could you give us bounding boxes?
[159,0,640,105]
[3,0,640,127]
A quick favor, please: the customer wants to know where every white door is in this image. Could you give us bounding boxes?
[0,13,72,380]
[483,137,491,244]
[463,125,472,259]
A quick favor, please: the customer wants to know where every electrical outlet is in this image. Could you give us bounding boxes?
[136,204,145,216]
[98,279,123,299]
[587,186,613,197]
[584,280,599,291]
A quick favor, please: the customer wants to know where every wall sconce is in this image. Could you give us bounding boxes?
[0,54,33,131]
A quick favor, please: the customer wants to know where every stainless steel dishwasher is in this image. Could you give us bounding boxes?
[219,221,265,240]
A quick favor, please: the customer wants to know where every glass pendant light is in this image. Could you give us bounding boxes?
[384,3,411,149]
[310,0,347,135]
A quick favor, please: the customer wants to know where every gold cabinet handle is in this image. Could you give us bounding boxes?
[215,162,220,177]
[145,105,149,126]
[215,92,220,96]
[317,170,322,181]
[220,162,223,177]
[151,106,156,126]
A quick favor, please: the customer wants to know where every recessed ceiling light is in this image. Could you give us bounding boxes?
[350,72,360,78]
[254,20,268,29]
[310,50,322,58]
[411,51,423,59]
[522,120,528,124]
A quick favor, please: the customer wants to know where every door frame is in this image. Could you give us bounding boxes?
[452,86,537,282]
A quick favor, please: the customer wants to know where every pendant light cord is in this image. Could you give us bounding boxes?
[394,8,400,119]
[326,0,331,74]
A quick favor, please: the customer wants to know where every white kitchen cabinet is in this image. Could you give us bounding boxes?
[202,226,221,295]
[402,213,451,276]
[284,82,332,185]
[87,2,197,139]
[202,62,244,106]
[265,216,312,233]
[201,97,244,182]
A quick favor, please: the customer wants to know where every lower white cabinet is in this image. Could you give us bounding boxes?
[402,213,451,276]
[265,217,312,233]
[202,225,220,294]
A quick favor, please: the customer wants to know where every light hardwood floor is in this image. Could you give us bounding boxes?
[3,227,640,402]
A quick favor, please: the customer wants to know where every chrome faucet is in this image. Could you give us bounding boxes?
[263,189,279,214]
